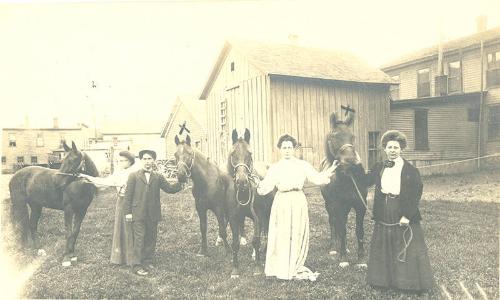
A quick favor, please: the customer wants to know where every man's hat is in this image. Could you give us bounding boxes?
[139,149,157,160]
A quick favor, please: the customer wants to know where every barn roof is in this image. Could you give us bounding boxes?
[200,39,395,99]
[160,96,207,138]
[381,26,500,71]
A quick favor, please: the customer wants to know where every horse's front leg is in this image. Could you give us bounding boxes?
[214,208,231,255]
[229,213,241,278]
[195,201,209,257]
[355,205,367,267]
[28,203,44,256]
[251,211,263,276]
[62,206,75,266]
[325,199,337,255]
[67,208,88,265]
[333,203,350,268]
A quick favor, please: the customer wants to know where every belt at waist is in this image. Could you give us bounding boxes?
[278,188,302,193]
[382,192,400,199]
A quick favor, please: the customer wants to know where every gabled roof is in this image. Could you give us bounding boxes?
[200,39,395,99]
[160,96,207,138]
[382,26,500,71]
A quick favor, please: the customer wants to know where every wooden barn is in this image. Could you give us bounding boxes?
[200,40,395,169]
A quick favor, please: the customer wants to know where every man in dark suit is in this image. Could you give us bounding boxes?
[124,149,183,276]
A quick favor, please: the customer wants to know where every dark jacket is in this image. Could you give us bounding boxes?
[124,169,182,222]
[365,159,423,223]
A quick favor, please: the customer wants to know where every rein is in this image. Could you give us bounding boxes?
[349,173,413,263]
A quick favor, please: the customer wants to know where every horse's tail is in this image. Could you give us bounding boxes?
[8,173,30,247]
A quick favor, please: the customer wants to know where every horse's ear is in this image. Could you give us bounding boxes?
[174,135,180,145]
[231,129,238,145]
[244,128,250,144]
[63,140,71,152]
[186,135,191,146]
[344,111,354,127]
[71,141,78,152]
[330,112,338,130]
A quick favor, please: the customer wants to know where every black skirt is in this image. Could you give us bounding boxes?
[366,194,435,291]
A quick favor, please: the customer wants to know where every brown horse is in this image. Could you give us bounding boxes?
[174,134,247,277]
[320,111,368,268]
[227,128,275,275]
[9,141,99,266]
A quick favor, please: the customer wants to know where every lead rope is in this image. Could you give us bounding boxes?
[349,175,413,263]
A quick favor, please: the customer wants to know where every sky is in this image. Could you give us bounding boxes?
[0,0,499,130]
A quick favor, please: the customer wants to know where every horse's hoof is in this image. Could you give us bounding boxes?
[253,266,263,276]
[339,262,350,268]
[240,237,248,246]
[37,249,47,257]
[70,256,78,265]
[215,236,223,246]
[328,250,338,256]
[356,263,367,269]
[230,274,240,279]
[62,261,71,267]
[196,250,208,257]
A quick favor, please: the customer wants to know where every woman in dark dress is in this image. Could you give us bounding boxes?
[365,130,435,292]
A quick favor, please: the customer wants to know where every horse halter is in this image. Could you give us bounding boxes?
[177,150,196,178]
[71,152,86,175]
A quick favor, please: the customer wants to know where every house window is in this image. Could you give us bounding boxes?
[447,61,462,93]
[417,68,430,97]
[414,109,429,150]
[487,51,500,87]
[220,99,227,132]
[1,156,6,164]
[36,132,44,147]
[488,105,500,141]
[31,156,38,164]
[8,133,16,147]
[230,62,235,72]
[468,108,480,122]
[390,75,400,100]
[17,156,24,163]
[368,131,381,170]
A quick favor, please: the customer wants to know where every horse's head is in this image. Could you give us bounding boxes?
[228,128,253,191]
[60,141,85,174]
[325,111,359,167]
[174,134,195,183]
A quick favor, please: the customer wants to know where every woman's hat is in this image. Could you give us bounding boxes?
[118,150,135,165]
[139,149,157,160]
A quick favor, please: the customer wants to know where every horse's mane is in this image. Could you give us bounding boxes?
[82,152,99,177]
[324,133,336,164]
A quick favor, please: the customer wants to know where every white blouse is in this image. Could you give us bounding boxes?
[257,157,331,195]
[86,163,139,196]
[381,156,404,195]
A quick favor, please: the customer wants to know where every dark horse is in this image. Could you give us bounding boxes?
[9,141,99,266]
[174,134,244,277]
[227,128,275,275]
[320,111,368,267]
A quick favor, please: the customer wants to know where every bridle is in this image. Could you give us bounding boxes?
[57,151,86,177]
[177,149,196,178]
[230,154,259,206]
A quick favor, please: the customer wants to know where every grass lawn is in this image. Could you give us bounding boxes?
[1,170,498,299]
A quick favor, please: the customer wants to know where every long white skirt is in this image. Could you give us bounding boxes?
[265,190,319,281]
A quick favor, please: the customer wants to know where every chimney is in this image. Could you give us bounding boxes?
[24,115,30,128]
[288,34,299,44]
[476,15,487,32]
[53,117,59,129]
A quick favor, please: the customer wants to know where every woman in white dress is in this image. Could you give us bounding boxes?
[79,151,139,265]
[256,134,337,281]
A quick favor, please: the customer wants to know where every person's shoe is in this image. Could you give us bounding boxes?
[133,267,149,276]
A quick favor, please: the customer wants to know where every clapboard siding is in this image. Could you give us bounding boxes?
[390,101,480,161]
[269,76,389,168]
